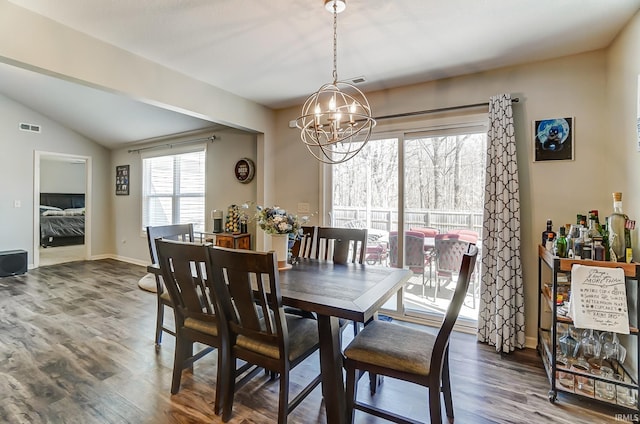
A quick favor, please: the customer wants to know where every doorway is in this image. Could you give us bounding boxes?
[33,151,91,267]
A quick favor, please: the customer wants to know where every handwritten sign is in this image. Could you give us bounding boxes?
[569,265,629,334]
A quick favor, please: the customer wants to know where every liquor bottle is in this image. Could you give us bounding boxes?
[555,226,568,258]
[545,232,555,252]
[587,211,601,239]
[607,192,627,262]
[593,238,605,261]
[542,219,556,246]
[601,224,610,261]
[574,227,588,260]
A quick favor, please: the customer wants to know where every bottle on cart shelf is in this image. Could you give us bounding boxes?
[545,232,555,252]
[607,192,628,262]
[542,219,556,246]
[574,227,587,260]
[555,226,568,258]
[601,224,610,261]
[593,237,605,261]
[587,211,602,239]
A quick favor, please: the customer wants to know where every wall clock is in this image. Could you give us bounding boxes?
[234,158,255,183]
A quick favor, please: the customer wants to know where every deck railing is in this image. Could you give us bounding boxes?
[330,206,483,238]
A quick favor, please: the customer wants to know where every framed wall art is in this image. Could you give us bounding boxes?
[533,117,574,162]
[115,165,130,195]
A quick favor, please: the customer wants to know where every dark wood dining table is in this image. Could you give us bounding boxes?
[148,257,412,424]
[278,259,412,424]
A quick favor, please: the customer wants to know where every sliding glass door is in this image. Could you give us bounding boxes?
[328,119,486,327]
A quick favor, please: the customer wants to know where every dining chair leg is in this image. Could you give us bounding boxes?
[214,349,226,416]
[277,370,290,424]
[428,374,443,424]
[441,349,454,423]
[345,364,357,424]
[155,294,164,350]
[221,357,237,422]
[171,338,187,394]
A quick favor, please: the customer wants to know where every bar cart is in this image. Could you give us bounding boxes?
[537,245,640,409]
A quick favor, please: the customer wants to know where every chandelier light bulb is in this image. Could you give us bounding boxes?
[296,0,375,164]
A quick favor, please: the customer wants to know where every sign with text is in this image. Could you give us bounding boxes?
[569,265,629,334]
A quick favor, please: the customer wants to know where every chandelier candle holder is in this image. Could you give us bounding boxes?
[296,0,376,165]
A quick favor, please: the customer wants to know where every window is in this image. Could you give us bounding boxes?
[142,147,206,232]
[327,115,487,328]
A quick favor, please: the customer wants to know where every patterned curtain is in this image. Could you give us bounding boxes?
[477,93,525,353]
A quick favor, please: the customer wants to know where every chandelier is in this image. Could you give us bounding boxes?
[296,0,376,165]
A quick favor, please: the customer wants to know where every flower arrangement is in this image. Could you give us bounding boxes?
[255,206,308,238]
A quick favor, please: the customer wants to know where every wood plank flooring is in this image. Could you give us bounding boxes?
[0,259,632,423]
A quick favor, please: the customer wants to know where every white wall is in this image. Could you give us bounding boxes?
[40,159,86,194]
[0,93,111,263]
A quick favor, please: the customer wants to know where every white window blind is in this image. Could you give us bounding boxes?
[142,148,205,232]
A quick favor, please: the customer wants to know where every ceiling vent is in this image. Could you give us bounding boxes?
[350,76,366,84]
[19,122,41,133]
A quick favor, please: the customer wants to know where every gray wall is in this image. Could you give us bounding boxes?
[0,93,111,263]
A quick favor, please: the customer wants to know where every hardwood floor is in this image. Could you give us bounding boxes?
[0,259,631,423]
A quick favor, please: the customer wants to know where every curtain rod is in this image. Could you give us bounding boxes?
[374,97,520,121]
[128,134,217,154]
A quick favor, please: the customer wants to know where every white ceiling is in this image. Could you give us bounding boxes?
[1,0,639,148]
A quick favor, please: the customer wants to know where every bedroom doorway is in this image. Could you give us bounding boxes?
[33,151,91,267]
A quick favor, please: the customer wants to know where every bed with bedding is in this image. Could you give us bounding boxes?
[39,193,85,247]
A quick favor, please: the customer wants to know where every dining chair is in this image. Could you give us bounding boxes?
[290,225,316,261]
[314,226,368,264]
[314,226,368,336]
[154,239,224,413]
[207,246,322,424]
[343,244,478,424]
[434,233,474,305]
[389,231,433,297]
[146,223,194,350]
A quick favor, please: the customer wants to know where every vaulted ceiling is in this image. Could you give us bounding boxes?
[1,0,639,148]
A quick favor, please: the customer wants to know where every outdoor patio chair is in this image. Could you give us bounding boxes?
[434,233,475,306]
[389,231,433,297]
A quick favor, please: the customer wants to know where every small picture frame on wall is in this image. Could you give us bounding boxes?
[533,117,574,162]
[115,165,130,195]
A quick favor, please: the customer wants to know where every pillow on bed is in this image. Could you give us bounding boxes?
[42,209,65,216]
[40,205,62,214]
[63,208,85,216]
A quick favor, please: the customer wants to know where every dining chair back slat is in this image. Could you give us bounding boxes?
[315,227,368,264]
[291,225,316,260]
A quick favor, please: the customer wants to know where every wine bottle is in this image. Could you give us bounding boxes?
[607,192,627,262]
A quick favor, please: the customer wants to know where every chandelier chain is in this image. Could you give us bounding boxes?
[332,2,338,83]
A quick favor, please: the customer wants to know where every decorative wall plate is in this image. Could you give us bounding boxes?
[234,158,255,183]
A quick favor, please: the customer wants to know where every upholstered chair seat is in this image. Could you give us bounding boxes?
[344,320,435,376]
[236,314,319,361]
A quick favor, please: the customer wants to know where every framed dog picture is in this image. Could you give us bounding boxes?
[533,117,574,162]
[115,165,129,195]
